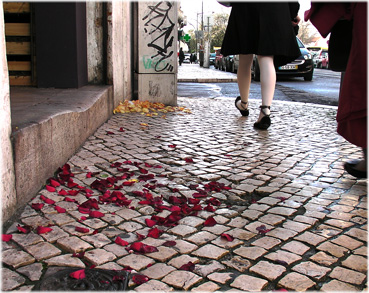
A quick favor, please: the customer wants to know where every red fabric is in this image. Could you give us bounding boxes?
[305,2,367,148]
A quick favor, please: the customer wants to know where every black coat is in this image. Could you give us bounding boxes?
[221,2,301,67]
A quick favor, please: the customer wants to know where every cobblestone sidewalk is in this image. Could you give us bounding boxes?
[2,97,367,291]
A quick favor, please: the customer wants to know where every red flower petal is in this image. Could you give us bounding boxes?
[145,218,157,227]
[204,204,215,212]
[204,216,217,227]
[49,178,61,187]
[2,234,12,242]
[128,242,158,254]
[179,261,195,272]
[89,211,104,218]
[68,190,79,196]
[184,157,194,163]
[75,227,90,233]
[17,225,31,234]
[65,197,76,202]
[78,207,90,214]
[58,189,68,196]
[256,225,271,234]
[188,198,200,205]
[132,274,149,285]
[31,203,44,210]
[37,226,53,234]
[147,227,162,239]
[168,144,176,148]
[55,206,66,213]
[162,240,176,247]
[46,185,56,192]
[115,236,129,246]
[136,232,145,240]
[221,233,234,242]
[69,269,85,280]
[119,127,125,132]
[40,195,55,204]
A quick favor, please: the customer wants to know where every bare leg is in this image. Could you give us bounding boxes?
[256,55,275,121]
[236,54,253,109]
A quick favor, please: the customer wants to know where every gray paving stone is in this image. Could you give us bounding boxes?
[277,272,315,291]
[84,248,117,266]
[292,261,331,281]
[191,244,229,260]
[56,236,93,253]
[140,263,176,279]
[221,256,251,272]
[44,254,86,268]
[230,274,268,291]
[2,268,26,291]
[81,233,112,248]
[2,249,35,269]
[161,271,202,290]
[134,279,174,292]
[193,260,225,277]
[250,260,286,281]
[24,242,61,261]
[117,253,154,271]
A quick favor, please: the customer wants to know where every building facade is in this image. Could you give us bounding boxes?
[0,1,178,224]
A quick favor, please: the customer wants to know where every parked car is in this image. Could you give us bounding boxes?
[232,54,239,73]
[308,46,328,68]
[252,37,314,81]
[209,53,216,66]
[317,50,329,69]
[223,55,235,72]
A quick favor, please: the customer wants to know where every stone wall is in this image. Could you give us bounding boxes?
[0,3,17,223]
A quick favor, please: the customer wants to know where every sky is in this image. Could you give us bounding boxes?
[180,0,312,33]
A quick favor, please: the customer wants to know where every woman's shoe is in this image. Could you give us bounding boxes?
[254,105,271,130]
[344,160,367,178]
[235,96,249,116]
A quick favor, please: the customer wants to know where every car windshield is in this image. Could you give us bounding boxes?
[296,37,305,48]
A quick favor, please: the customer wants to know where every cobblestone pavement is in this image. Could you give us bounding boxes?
[2,97,367,291]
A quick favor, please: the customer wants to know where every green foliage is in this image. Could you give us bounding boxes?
[210,13,229,50]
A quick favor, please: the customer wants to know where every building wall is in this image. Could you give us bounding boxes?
[107,1,132,104]
[0,2,17,223]
[87,2,104,84]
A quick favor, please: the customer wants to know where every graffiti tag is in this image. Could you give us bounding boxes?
[142,1,175,72]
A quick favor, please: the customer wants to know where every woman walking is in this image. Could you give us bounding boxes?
[221,2,301,129]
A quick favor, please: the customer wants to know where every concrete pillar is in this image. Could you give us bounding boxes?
[107,1,133,105]
[0,2,17,223]
[137,1,178,106]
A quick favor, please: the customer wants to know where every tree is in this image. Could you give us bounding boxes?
[210,13,229,51]
[297,20,320,45]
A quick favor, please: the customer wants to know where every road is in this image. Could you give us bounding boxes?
[178,68,341,106]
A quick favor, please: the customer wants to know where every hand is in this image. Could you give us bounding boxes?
[292,15,301,26]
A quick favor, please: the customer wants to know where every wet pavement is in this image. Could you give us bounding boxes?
[2,65,367,291]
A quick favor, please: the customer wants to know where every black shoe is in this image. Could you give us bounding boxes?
[235,96,249,116]
[254,105,271,130]
[344,160,367,178]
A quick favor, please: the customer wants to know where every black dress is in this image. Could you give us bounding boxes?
[221,2,301,67]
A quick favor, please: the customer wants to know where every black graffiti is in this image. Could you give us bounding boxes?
[142,1,175,72]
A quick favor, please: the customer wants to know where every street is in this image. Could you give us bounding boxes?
[178,67,341,106]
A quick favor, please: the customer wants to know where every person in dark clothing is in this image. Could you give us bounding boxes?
[179,48,185,66]
[221,2,300,130]
[305,2,367,178]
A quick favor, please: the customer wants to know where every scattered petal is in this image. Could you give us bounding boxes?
[89,211,105,218]
[145,218,156,227]
[132,274,149,285]
[147,227,163,239]
[37,226,53,234]
[204,216,217,227]
[69,269,85,280]
[2,234,12,242]
[162,240,176,247]
[115,236,129,247]
[49,179,61,187]
[17,225,31,234]
[46,185,56,192]
[31,203,44,210]
[221,233,234,242]
[55,206,66,213]
[179,261,195,272]
[75,227,90,233]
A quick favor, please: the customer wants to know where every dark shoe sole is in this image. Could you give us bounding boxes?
[344,161,367,178]
[235,96,249,116]
[254,116,271,130]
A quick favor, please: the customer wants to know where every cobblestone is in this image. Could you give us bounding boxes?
[2,96,367,291]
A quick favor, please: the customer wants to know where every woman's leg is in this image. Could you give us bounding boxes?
[256,55,276,121]
[236,54,253,109]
